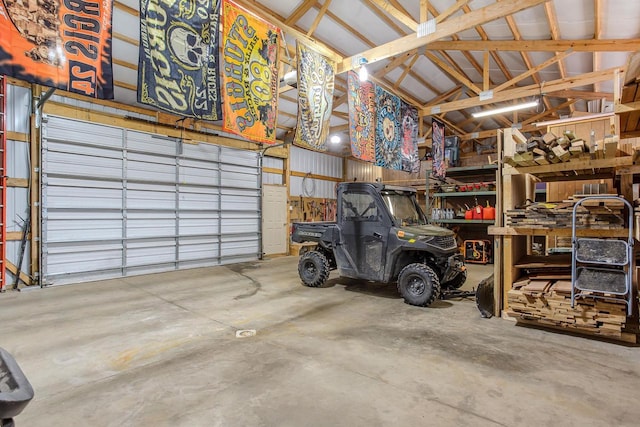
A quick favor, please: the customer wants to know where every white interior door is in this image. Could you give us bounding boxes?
[262,185,288,255]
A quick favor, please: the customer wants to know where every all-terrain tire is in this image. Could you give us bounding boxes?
[298,251,330,288]
[397,263,441,307]
[442,270,467,290]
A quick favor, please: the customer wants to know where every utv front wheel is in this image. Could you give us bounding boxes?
[298,251,330,287]
[442,270,467,290]
[397,263,441,307]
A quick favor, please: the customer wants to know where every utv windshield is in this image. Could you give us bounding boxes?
[381,190,427,226]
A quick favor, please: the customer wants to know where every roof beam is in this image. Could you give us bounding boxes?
[424,51,481,94]
[306,0,332,36]
[426,39,640,52]
[544,1,574,115]
[424,68,621,115]
[493,50,574,93]
[367,0,417,31]
[337,0,548,74]
[521,99,578,126]
[546,90,614,101]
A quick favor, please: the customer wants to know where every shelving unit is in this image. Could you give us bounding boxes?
[490,117,639,343]
[428,165,497,257]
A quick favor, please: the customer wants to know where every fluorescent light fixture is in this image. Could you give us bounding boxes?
[472,100,539,118]
[330,135,341,144]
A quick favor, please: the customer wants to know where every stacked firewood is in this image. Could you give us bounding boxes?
[506,130,619,167]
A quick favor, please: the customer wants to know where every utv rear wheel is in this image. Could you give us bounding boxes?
[298,251,330,288]
[397,263,440,307]
[442,270,467,290]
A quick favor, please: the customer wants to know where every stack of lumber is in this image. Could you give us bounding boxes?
[506,196,625,229]
[507,278,634,341]
[505,128,619,167]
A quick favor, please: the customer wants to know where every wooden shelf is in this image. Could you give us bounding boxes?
[445,164,498,175]
[434,190,495,197]
[503,156,634,179]
[488,226,630,238]
[435,219,495,224]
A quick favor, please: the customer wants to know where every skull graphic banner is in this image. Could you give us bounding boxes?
[432,117,446,180]
[0,0,113,99]
[375,85,402,170]
[347,71,375,162]
[138,0,222,120]
[293,41,335,152]
[221,0,280,144]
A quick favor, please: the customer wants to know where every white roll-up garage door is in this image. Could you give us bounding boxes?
[41,116,259,286]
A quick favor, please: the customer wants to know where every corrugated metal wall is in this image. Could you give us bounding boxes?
[5,84,31,283]
[41,116,259,286]
[345,159,384,182]
[263,156,284,185]
[289,146,342,198]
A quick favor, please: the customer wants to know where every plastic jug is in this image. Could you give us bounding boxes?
[472,204,484,220]
[483,201,496,220]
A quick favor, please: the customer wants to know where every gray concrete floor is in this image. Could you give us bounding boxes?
[1,257,639,427]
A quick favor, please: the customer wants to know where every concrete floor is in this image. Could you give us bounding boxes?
[1,257,639,427]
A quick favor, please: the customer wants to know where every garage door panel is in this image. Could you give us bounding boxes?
[42,117,259,286]
[128,160,176,183]
[183,143,220,161]
[46,140,123,159]
[179,217,219,236]
[179,192,219,210]
[45,151,123,179]
[46,219,123,242]
[46,186,123,209]
[127,131,176,156]
[127,239,177,266]
[45,117,123,149]
[127,189,176,210]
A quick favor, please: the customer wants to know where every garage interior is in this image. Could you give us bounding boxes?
[2,0,640,425]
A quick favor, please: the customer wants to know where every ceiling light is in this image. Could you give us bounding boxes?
[330,135,341,144]
[283,70,297,86]
[472,100,539,118]
[358,64,368,81]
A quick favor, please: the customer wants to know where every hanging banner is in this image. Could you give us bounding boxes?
[221,0,279,144]
[400,101,420,173]
[293,41,335,151]
[375,85,402,170]
[138,0,222,120]
[432,117,446,180]
[347,71,375,162]
[0,0,114,99]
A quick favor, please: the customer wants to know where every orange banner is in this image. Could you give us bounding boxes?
[0,0,113,99]
[221,0,279,144]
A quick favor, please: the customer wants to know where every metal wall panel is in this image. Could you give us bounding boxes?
[6,85,30,133]
[289,176,336,199]
[346,159,383,182]
[41,116,260,286]
[290,146,342,178]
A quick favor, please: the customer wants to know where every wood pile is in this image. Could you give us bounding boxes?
[505,128,619,167]
[507,278,634,341]
[506,196,625,229]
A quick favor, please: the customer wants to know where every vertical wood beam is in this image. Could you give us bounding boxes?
[483,51,490,92]
[544,1,575,114]
[306,0,332,36]
[420,0,428,22]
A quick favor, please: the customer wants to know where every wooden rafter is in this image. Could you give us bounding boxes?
[307,0,332,36]
[493,50,574,93]
[521,99,578,126]
[367,0,417,31]
[425,39,640,52]
[424,68,621,115]
[338,0,548,74]
[594,0,603,93]
[285,0,315,25]
[393,54,418,89]
[420,0,428,22]
[424,52,481,94]
[544,1,574,114]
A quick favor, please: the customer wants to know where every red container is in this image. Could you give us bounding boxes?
[472,204,484,220]
[483,203,496,220]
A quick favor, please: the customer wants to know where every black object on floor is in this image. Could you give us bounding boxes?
[0,347,34,426]
[475,274,494,318]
